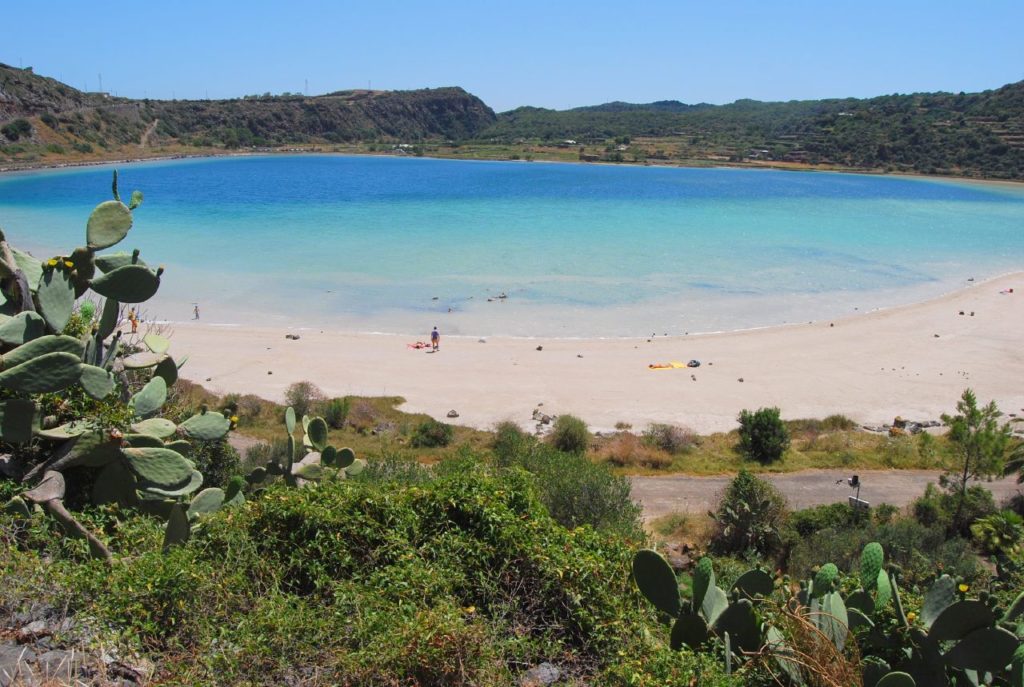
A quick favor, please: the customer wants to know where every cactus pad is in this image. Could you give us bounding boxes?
[875,672,916,687]
[733,569,774,599]
[3,496,31,518]
[285,406,296,434]
[91,460,137,507]
[345,458,366,476]
[143,333,170,354]
[337,447,356,468]
[90,264,160,303]
[188,488,225,518]
[11,247,43,292]
[813,563,839,598]
[294,463,325,480]
[632,549,681,617]
[79,364,116,400]
[701,584,729,626]
[846,590,876,616]
[0,311,47,346]
[37,268,75,333]
[820,590,849,651]
[95,252,146,273]
[224,476,245,503]
[98,297,120,338]
[0,399,35,444]
[163,503,190,552]
[875,568,892,610]
[922,574,956,629]
[943,627,1020,673]
[307,417,328,451]
[1,335,84,371]
[130,417,178,439]
[179,411,231,441]
[713,598,760,652]
[123,446,194,489]
[0,351,82,393]
[670,611,708,650]
[141,469,203,498]
[928,600,994,642]
[1004,591,1024,624]
[86,200,133,250]
[129,375,167,418]
[36,420,93,441]
[692,557,715,611]
[860,542,884,591]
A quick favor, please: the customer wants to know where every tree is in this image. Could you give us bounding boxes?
[941,389,1012,533]
[737,407,790,463]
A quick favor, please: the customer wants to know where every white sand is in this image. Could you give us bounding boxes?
[165,274,1024,434]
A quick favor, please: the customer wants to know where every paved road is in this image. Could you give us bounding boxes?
[630,469,1023,520]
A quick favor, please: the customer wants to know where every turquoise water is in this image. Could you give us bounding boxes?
[2,155,1023,337]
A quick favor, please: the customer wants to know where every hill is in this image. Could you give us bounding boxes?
[0,63,495,161]
[1,62,1023,179]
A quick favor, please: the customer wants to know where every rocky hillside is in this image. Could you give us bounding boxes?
[0,63,496,158]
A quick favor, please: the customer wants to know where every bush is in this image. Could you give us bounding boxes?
[737,407,790,463]
[709,470,788,556]
[190,439,241,489]
[283,380,325,418]
[410,418,454,448]
[498,439,642,539]
[244,438,290,472]
[346,399,383,434]
[549,414,590,454]
[599,432,672,469]
[1,118,32,141]
[492,420,533,467]
[642,423,697,453]
[912,482,996,537]
[971,510,1024,556]
[320,397,350,429]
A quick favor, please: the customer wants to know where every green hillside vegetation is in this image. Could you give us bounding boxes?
[2,62,1023,180]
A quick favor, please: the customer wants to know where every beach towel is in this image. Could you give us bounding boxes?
[648,361,688,370]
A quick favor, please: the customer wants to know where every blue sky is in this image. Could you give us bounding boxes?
[4,1,1022,112]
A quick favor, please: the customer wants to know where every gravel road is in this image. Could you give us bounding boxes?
[631,469,1023,520]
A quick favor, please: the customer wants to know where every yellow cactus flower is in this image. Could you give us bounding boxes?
[47,258,59,267]
[230,415,239,423]
[462,606,476,614]
[959,583,969,593]
[906,612,917,622]
[64,260,74,269]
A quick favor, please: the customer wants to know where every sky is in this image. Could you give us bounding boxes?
[3,0,1023,112]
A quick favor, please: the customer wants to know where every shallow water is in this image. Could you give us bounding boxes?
[3,155,1023,336]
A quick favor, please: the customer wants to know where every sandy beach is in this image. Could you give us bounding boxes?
[165,273,1024,434]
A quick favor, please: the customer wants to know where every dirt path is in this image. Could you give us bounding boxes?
[631,469,1023,520]
[139,118,159,148]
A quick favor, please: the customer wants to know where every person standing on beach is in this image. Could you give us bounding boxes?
[431,326,440,351]
[128,308,138,333]
[193,304,200,320]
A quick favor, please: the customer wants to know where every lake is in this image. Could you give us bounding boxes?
[3,155,1023,337]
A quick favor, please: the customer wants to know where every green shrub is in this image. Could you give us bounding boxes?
[971,510,1024,555]
[410,417,454,448]
[492,420,533,467]
[784,503,862,540]
[549,414,590,454]
[709,470,788,556]
[190,439,241,489]
[737,407,790,463]
[498,441,642,539]
[642,423,697,453]
[1,118,32,141]
[321,397,350,429]
[283,380,325,418]
[912,482,996,536]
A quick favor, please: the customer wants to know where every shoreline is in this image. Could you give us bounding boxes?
[3,147,1023,190]
[165,272,1024,435]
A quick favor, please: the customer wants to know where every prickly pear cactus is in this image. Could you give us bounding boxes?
[0,173,229,562]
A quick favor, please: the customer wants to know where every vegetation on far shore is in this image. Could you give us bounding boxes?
[3,61,1023,180]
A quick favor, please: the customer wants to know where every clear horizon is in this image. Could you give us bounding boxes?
[2,1,1022,112]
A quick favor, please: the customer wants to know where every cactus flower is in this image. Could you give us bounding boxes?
[462,606,476,614]
[47,258,59,267]
[959,583,969,593]
[230,415,239,423]
[907,612,917,622]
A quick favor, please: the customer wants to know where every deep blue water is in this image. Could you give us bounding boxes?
[2,155,1023,336]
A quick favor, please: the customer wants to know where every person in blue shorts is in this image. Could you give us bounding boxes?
[430,326,440,351]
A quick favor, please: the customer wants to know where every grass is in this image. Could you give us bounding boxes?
[169,380,959,476]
